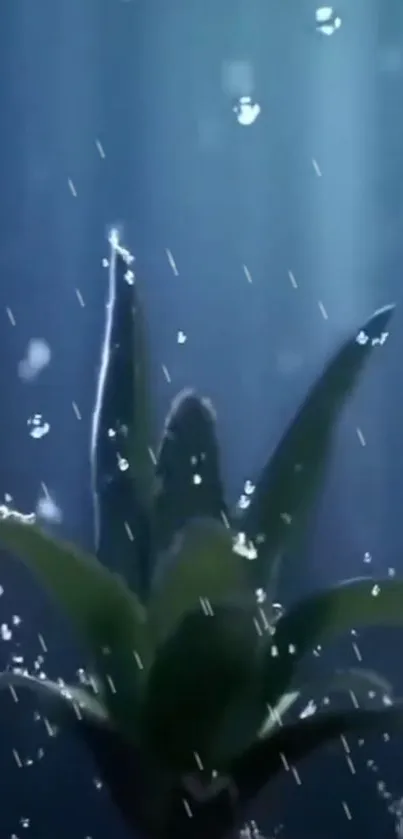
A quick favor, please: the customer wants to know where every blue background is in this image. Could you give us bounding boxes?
[1,0,403,836]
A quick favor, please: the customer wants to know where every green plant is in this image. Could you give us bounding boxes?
[0,233,401,839]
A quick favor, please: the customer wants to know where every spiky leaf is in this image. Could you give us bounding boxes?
[236,304,395,591]
[228,703,403,810]
[164,704,403,839]
[0,508,152,734]
[262,577,403,710]
[259,667,393,737]
[91,236,152,595]
[153,390,228,553]
[0,670,109,724]
[147,518,251,643]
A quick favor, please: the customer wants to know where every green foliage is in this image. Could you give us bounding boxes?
[228,702,403,808]
[234,304,395,593]
[152,389,228,553]
[0,671,109,725]
[261,577,403,710]
[147,518,251,644]
[259,667,393,737]
[0,508,152,738]
[140,604,264,769]
[0,235,399,839]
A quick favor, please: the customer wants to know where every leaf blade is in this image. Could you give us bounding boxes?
[91,237,153,596]
[0,508,153,734]
[236,304,395,591]
[259,667,393,737]
[140,604,262,771]
[0,671,109,724]
[229,703,403,808]
[153,390,228,554]
[148,518,251,643]
[263,577,403,709]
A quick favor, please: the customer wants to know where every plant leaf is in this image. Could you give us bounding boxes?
[0,670,109,724]
[262,577,403,710]
[91,236,153,596]
[0,507,153,735]
[152,389,228,554]
[228,703,403,810]
[166,703,403,839]
[140,604,263,771]
[235,304,395,592]
[259,667,393,737]
[78,717,177,839]
[147,518,251,644]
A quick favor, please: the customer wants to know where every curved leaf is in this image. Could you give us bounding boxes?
[166,704,403,839]
[147,518,251,643]
[78,718,177,839]
[140,604,264,771]
[228,702,403,809]
[0,507,153,735]
[259,667,393,737]
[263,577,403,709]
[0,670,109,724]
[91,234,153,596]
[235,304,395,591]
[153,389,228,554]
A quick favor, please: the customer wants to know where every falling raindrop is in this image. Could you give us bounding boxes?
[18,338,51,381]
[356,330,369,346]
[233,96,261,126]
[315,6,342,36]
[36,494,62,524]
[244,480,255,495]
[124,269,135,285]
[27,414,50,439]
[237,494,251,510]
[1,623,12,641]
[117,454,129,472]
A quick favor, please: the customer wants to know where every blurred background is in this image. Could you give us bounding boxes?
[1,0,403,836]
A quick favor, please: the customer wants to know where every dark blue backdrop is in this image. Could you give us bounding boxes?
[1,0,403,836]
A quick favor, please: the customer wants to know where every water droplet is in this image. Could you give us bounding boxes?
[27,414,50,439]
[233,96,261,126]
[1,623,12,641]
[117,455,129,472]
[36,494,62,524]
[315,6,342,36]
[19,339,51,381]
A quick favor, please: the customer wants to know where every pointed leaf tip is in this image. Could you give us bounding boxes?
[237,305,395,595]
[153,389,227,552]
[0,670,109,725]
[362,303,395,337]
